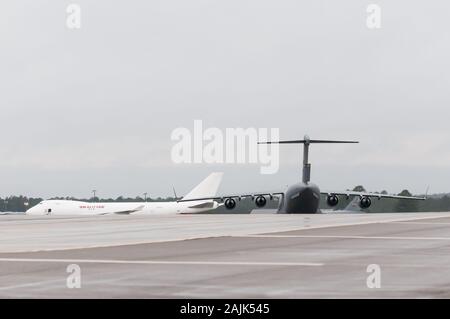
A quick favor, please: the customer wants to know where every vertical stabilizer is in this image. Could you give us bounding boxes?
[182,172,224,200]
[259,135,358,184]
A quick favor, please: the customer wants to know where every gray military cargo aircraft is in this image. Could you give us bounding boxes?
[178,135,425,214]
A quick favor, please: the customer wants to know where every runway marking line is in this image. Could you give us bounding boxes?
[0,279,64,291]
[0,258,323,267]
[240,234,450,240]
[384,221,450,226]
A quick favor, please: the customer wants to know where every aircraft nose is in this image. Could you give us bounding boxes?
[25,206,38,215]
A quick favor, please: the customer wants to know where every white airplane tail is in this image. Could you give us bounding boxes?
[183,172,223,201]
[343,197,363,212]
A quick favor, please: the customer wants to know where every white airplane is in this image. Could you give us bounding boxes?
[25,173,223,216]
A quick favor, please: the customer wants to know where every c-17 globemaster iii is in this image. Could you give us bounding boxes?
[178,135,425,214]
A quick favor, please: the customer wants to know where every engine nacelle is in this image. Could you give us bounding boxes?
[326,194,339,207]
[224,198,236,210]
[359,196,372,209]
[255,195,267,208]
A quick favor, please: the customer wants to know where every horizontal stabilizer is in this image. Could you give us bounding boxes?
[259,139,359,144]
[258,135,359,184]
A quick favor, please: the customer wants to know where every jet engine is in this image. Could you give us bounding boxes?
[359,196,372,209]
[255,195,267,208]
[326,194,339,207]
[224,198,236,209]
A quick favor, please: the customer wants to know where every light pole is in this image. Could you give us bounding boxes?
[143,192,148,202]
[92,190,97,202]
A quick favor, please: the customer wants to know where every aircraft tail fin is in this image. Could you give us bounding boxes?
[182,172,224,201]
[259,135,358,184]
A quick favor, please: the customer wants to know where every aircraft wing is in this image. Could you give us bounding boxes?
[111,205,145,215]
[177,192,285,203]
[320,191,426,200]
[178,190,423,202]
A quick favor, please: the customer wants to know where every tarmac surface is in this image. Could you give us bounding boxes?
[1,212,450,298]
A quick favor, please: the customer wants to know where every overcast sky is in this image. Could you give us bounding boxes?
[1,1,450,198]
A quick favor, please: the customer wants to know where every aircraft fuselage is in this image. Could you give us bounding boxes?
[278,183,321,214]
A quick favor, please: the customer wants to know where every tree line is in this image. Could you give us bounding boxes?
[0,187,449,213]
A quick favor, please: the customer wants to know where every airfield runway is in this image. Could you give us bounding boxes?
[1,212,450,298]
